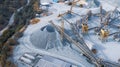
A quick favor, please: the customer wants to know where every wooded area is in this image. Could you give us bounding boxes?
[0,0,27,30]
[0,0,39,67]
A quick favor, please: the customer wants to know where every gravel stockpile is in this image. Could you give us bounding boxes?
[30,25,57,49]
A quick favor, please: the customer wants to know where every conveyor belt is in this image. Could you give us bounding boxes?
[61,16,98,59]
[49,21,101,66]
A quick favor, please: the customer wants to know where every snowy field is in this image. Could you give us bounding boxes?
[13,0,120,67]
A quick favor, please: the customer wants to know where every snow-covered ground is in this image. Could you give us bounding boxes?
[13,3,97,67]
[103,0,120,7]
[13,0,120,67]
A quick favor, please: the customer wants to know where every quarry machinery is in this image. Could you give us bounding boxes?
[99,28,109,41]
[81,23,88,33]
[58,0,81,18]
[93,11,110,36]
[98,7,120,41]
[77,6,120,41]
[58,9,91,34]
[81,10,92,33]
[96,12,110,41]
[75,10,91,34]
[49,21,102,67]
[58,4,120,42]
[50,20,120,67]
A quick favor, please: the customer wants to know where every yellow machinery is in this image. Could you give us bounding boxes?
[100,29,109,39]
[82,23,88,33]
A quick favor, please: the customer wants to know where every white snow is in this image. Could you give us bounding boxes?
[13,3,98,67]
[13,0,120,67]
[84,33,120,63]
